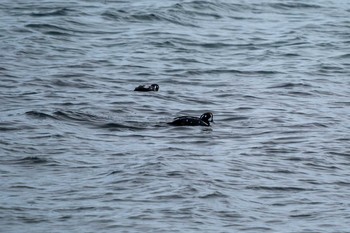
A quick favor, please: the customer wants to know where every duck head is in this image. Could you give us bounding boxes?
[200,112,214,124]
[150,84,159,91]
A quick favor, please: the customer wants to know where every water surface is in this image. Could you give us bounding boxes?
[1,0,350,232]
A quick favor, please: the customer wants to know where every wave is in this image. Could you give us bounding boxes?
[25,111,58,120]
[165,68,282,76]
[30,8,70,17]
[102,1,250,27]
[269,2,322,10]
[25,110,153,131]
[17,156,51,164]
[100,122,146,131]
[1,156,60,166]
[268,82,313,89]
[53,110,103,122]
[25,23,75,36]
[246,185,311,192]
[102,9,198,27]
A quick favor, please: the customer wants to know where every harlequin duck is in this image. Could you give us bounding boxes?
[134,84,159,92]
[168,112,214,126]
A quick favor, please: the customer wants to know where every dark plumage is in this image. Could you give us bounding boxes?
[168,112,214,126]
[134,84,159,92]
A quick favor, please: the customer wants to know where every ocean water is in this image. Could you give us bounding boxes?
[1,0,350,232]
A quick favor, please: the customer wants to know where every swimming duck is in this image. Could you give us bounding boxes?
[168,112,214,126]
[134,84,159,92]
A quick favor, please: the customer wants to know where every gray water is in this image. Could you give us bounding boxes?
[1,0,350,232]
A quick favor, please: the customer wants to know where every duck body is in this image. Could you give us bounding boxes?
[134,84,159,92]
[168,112,214,126]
